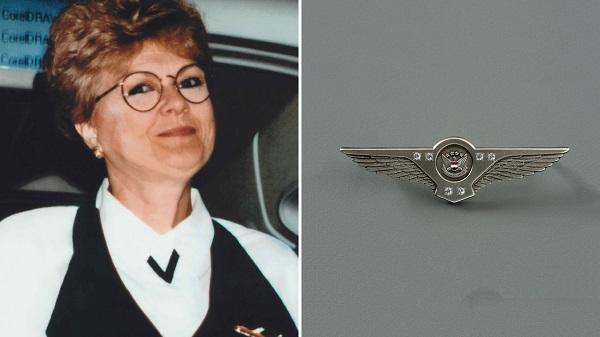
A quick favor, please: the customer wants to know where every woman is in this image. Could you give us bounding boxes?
[0,1,298,337]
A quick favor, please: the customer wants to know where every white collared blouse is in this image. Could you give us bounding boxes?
[0,179,298,337]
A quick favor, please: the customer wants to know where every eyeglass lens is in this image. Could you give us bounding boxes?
[121,64,209,112]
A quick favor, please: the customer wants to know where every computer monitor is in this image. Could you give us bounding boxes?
[0,0,64,88]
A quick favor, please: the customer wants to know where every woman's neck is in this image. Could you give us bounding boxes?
[106,173,192,234]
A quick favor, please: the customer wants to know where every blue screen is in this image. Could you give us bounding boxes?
[0,0,65,72]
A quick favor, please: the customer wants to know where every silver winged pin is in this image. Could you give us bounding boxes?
[340,137,569,203]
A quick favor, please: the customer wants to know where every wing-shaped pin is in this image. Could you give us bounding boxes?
[340,137,568,203]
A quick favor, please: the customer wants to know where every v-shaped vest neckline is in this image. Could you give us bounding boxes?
[46,203,298,337]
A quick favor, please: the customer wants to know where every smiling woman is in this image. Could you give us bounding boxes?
[76,45,217,233]
[0,1,298,336]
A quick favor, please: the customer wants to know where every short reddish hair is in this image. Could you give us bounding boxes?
[43,0,212,137]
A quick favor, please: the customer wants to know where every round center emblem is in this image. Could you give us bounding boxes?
[436,145,473,181]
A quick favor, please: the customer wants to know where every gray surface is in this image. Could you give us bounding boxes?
[302,0,600,336]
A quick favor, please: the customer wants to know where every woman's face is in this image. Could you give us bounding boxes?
[77,43,215,183]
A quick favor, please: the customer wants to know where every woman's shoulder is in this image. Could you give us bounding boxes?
[0,206,78,250]
[212,218,298,281]
[213,218,299,322]
[213,217,297,265]
[0,206,78,271]
[0,206,78,334]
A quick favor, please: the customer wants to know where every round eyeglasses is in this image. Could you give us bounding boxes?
[94,63,210,112]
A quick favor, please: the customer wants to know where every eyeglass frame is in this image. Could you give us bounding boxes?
[94,63,211,112]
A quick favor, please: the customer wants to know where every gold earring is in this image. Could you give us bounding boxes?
[93,147,104,159]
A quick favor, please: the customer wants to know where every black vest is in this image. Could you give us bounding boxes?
[46,204,297,337]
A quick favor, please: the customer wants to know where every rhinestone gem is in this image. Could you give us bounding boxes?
[444,187,453,196]
[488,153,496,161]
[413,152,421,160]
[476,153,484,161]
[457,187,465,195]
[425,153,434,161]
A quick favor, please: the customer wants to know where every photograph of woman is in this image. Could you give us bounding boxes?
[0,1,298,336]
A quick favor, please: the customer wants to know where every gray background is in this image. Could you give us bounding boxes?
[303,0,600,336]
